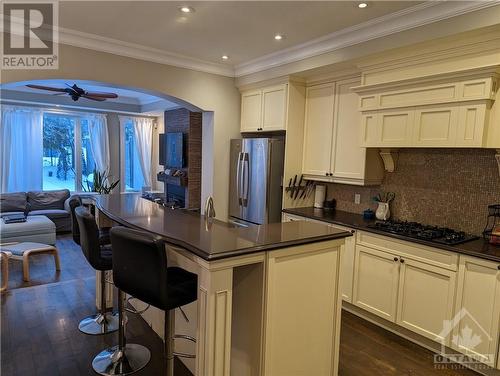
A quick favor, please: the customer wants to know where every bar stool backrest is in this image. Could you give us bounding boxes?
[69,195,83,245]
[110,226,168,310]
[75,206,105,270]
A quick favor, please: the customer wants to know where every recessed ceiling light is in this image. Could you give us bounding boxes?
[221,55,229,60]
[179,6,194,13]
[274,34,283,41]
[358,2,368,8]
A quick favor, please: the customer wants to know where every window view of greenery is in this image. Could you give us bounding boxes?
[124,121,144,191]
[42,114,76,191]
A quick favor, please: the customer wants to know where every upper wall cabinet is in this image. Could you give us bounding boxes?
[240,84,288,132]
[354,72,498,148]
[302,78,384,186]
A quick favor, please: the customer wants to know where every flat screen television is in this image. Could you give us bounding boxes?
[165,132,184,168]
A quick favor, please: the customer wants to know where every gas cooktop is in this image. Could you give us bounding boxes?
[368,220,479,246]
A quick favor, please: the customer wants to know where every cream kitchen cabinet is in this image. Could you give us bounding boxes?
[282,213,356,303]
[353,245,400,322]
[452,256,500,367]
[240,84,288,132]
[353,233,458,344]
[396,257,456,344]
[302,83,335,176]
[302,78,383,185]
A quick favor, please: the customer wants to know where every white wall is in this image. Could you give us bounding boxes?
[1,43,241,219]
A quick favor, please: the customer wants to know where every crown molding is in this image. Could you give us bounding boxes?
[4,1,496,79]
[57,27,236,77]
[233,1,500,77]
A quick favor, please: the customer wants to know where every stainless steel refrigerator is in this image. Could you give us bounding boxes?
[229,138,285,226]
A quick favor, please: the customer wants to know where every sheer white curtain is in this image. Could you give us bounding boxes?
[132,117,153,188]
[0,106,43,192]
[85,114,110,174]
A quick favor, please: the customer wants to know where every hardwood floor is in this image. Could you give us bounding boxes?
[0,234,483,376]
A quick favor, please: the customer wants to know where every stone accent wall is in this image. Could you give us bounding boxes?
[324,149,500,235]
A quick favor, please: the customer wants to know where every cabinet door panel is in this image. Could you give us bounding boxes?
[241,90,262,132]
[413,105,458,146]
[361,113,379,147]
[379,109,414,146]
[302,83,335,176]
[453,256,500,366]
[262,85,287,131]
[456,104,486,147]
[353,245,399,321]
[332,78,366,181]
[396,258,456,344]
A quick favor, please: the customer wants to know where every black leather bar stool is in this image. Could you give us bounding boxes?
[69,195,110,246]
[92,227,198,376]
[75,206,119,335]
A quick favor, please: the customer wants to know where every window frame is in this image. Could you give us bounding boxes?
[42,109,99,193]
[119,117,146,193]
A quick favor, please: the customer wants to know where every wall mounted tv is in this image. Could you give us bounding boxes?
[159,132,185,168]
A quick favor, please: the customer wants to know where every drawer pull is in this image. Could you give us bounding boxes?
[400,258,405,263]
[394,257,399,262]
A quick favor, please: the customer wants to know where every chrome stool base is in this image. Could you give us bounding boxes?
[92,343,151,376]
[78,312,119,335]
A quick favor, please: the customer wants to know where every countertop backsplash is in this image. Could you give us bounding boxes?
[325,148,500,236]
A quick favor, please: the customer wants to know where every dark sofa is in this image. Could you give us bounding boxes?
[0,189,72,232]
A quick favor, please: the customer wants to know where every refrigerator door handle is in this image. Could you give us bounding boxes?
[242,153,249,207]
[236,152,243,206]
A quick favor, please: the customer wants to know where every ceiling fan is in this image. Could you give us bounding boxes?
[26,83,119,102]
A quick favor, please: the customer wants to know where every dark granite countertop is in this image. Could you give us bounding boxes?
[283,207,500,263]
[93,194,351,261]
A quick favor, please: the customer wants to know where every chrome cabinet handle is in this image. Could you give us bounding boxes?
[236,152,243,206]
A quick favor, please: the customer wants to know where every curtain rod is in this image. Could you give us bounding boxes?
[0,101,158,119]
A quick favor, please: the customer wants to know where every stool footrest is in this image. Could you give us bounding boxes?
[125,296,150,315]
[172,351,196,359]
[173,334,196,343]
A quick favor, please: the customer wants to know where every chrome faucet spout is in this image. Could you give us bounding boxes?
[204,196,215,219]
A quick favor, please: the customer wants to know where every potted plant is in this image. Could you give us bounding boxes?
[83,168,120,194]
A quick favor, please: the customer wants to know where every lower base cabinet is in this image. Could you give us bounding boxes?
[353,243,457,345]
[452,256,500,367]
[396,257,456,345]
[352,245,400,321]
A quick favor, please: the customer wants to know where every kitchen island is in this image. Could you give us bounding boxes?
[93,194,351,376]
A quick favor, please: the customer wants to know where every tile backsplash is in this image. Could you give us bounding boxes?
[325,149,500,235]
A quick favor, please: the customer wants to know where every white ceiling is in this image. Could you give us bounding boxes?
[59,1,423,67]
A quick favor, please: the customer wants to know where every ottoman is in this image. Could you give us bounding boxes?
[0,242,60,282]
[0,216,56,245]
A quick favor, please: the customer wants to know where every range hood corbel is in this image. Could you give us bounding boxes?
[379,149,398,173]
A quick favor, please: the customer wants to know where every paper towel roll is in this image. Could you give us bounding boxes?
[314,185,326,208]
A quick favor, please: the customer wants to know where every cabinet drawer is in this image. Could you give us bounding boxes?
[357,231,458,271]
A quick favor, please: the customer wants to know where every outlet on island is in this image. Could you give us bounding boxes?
[354,193,361,205]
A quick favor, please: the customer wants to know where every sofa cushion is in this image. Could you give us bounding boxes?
[29,209,70,219]
[27,189,70,210]
[0,192,27,213]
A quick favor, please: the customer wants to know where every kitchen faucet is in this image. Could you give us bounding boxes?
[204,196,216,219]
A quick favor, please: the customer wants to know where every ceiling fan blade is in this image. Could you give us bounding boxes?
[84,92,118,99]
[26,84,67,93]
[82,94,106,102]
